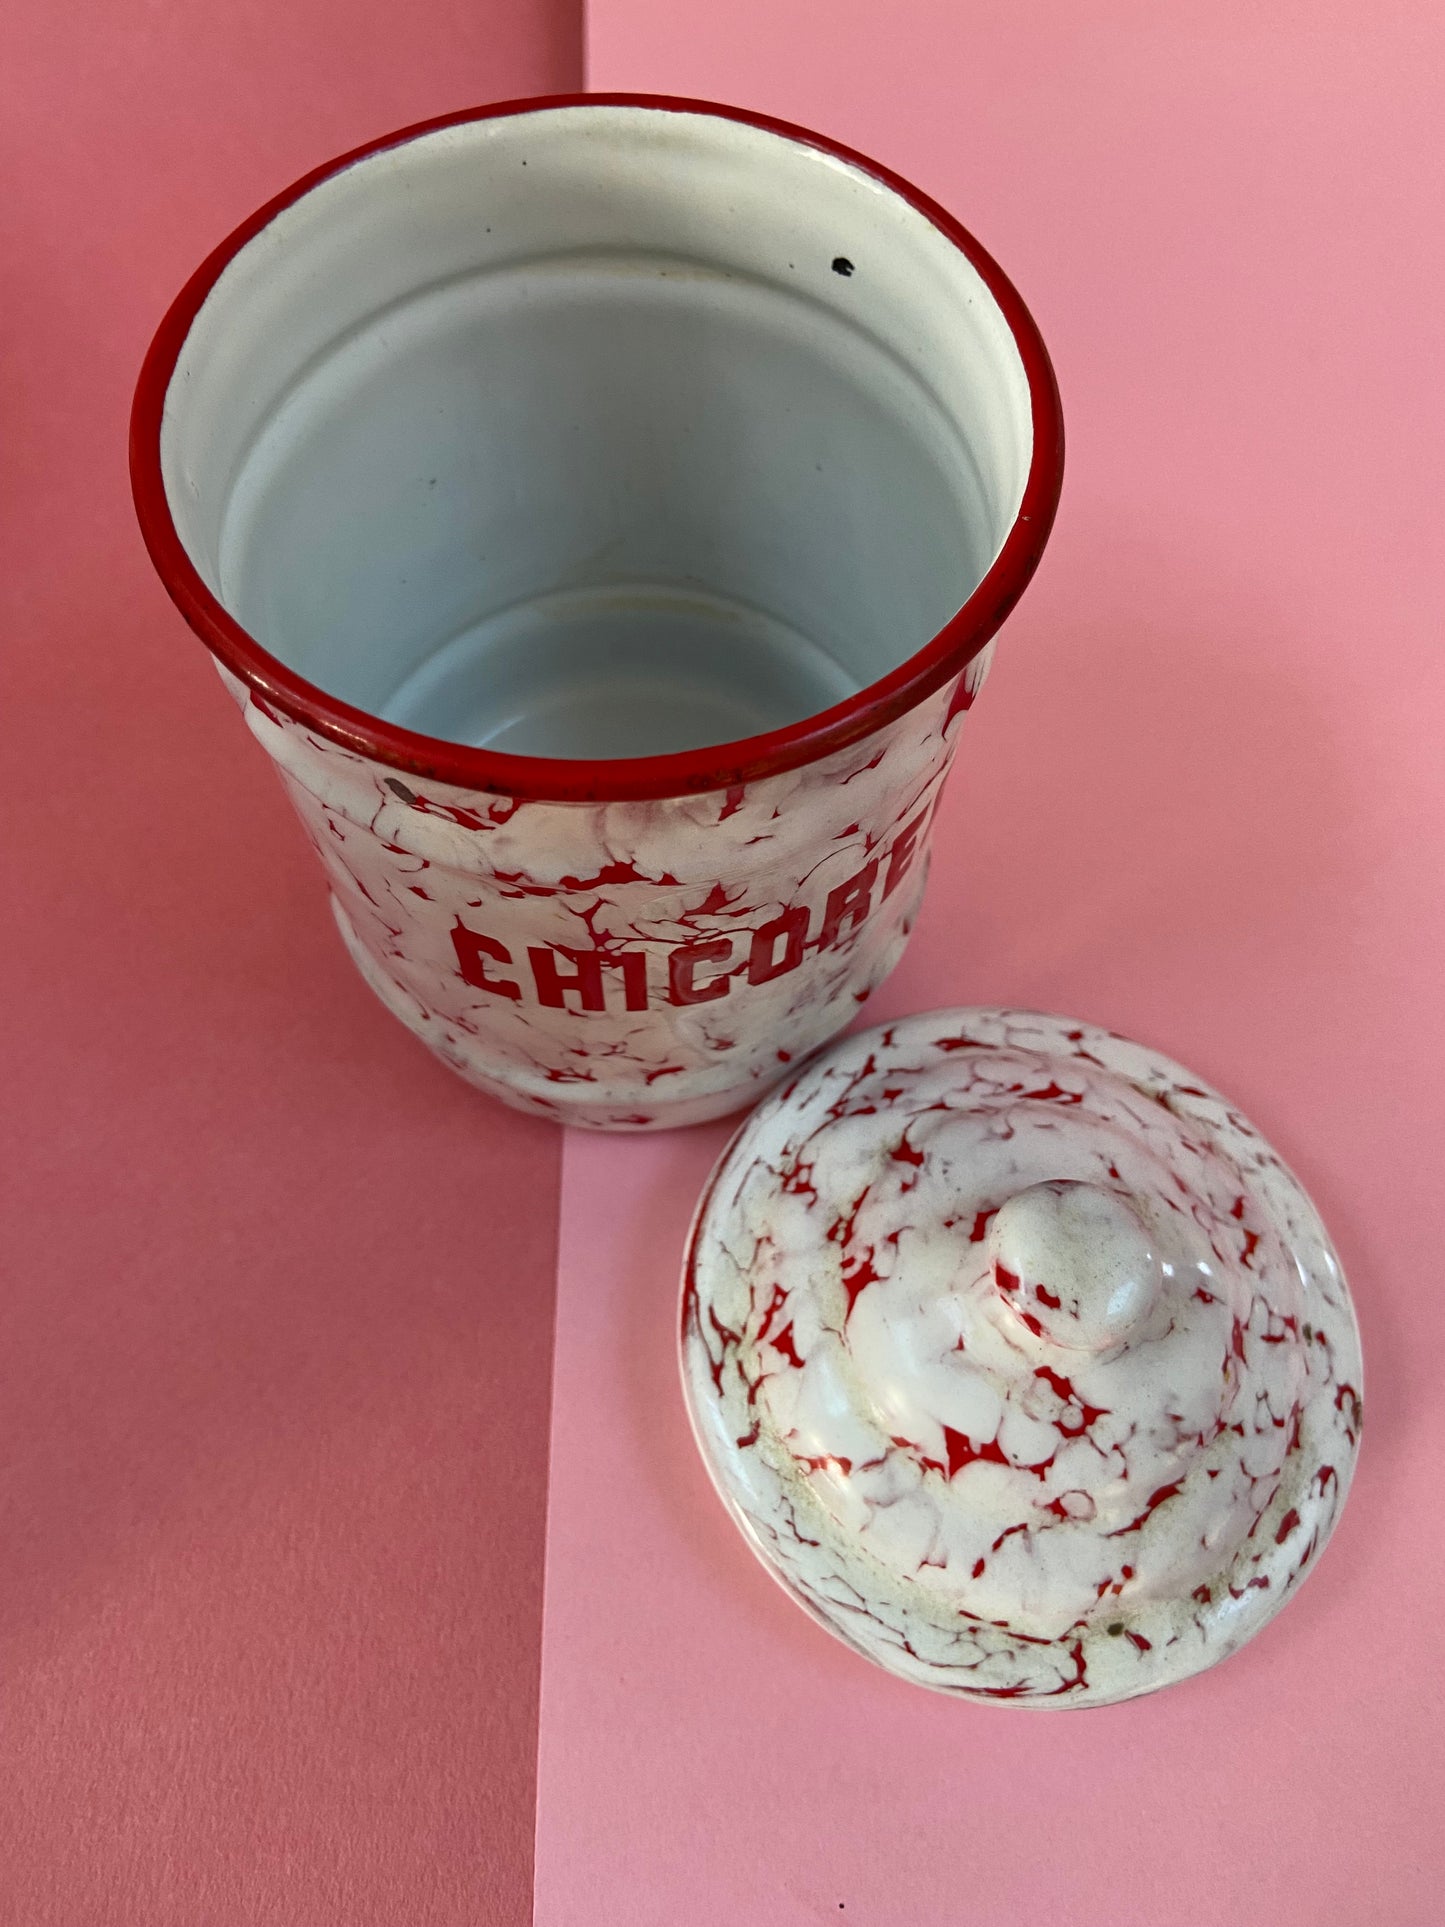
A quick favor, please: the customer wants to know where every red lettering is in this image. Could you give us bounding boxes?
[668,937,733,1006]
[613,951,649,1011]
[819,859,879,949]
[747,905,810,985]
[527,945,649,1011]
[883,808,931,900]
[451,921,521,999]
[529,945,602,1011]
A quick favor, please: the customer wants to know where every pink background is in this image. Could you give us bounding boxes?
[534,4,1445,1925]
[5,3,1444,1923]
[0,3,574,1921]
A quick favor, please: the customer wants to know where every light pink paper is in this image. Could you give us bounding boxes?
[536,6,1445,1921]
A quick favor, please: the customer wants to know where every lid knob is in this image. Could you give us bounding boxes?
[988,1179,1161,1353]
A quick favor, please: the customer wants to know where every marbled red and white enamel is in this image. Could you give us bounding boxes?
[680,1009,1362,1705]
[220,653,991,1129]
[132,96,1064,1134]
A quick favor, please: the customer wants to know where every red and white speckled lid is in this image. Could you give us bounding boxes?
[680,1008,1362,1707]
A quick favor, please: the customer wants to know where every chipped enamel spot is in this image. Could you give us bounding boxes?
[680,1008,1363,1706]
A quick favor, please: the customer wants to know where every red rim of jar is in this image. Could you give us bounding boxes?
[130,92,1065,805]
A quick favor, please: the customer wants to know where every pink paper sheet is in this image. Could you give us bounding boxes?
[0,6,574,1920]
[536,6,1445,1920]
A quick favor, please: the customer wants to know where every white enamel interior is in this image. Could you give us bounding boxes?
[162,106,1033,761]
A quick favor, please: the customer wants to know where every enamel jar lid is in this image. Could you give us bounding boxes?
[680,1009,1362,1707]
